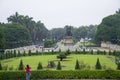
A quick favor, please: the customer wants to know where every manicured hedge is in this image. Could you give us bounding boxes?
[0,70,120,80]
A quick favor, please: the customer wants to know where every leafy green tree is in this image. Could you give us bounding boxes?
[17,50,21,57]
[113,50,116,56]
[47,61,56,68]
[90,50,93,54]
[36,50,38,55]
[18,60,24,70]
[23,51,26,56]
[65,49,71,55]
[28,50,32,56]
[75,59,80,70]
[57,53,67,61]
[116,9,120,14]
[83,49,86,54]
[75,49,78,54]
[0,29,5,54]
[59,48,61,53]
[97,50,100,55]
[95,13,120,45]
[103,50,106,55]
[57,61,62,70]
[95,58,102,69]
[7,12,49,43]
[37,62,43,70]
[0,62,2,70]
[13,50,17,57]
[0,24,31,49]
[117,62,120,70]
[50,28,65,41]
[109,50,112,55]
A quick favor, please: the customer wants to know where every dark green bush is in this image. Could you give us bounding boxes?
[0,70,120,80]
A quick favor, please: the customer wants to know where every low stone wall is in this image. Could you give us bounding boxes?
[101,42,120,51]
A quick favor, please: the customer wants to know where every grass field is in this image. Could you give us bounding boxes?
[1,54,117,70]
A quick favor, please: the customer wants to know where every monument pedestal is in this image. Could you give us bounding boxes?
[64,36,74,46]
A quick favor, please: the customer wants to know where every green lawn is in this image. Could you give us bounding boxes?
[1,54,117,70]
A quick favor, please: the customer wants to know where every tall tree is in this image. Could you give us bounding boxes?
[95,13,120,45]
[7,12,49,44]
[0,29,5,53]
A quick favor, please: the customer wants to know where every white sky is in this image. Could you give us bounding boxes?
[0,0,120,29]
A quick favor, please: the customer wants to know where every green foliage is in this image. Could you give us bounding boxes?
[7,12,49,43]
[37,62,43,70]
[18,60,24,70]
[28,50,31,56]
[90,49,93,54]
[57,53,67,61]
[56,61,62,70]
[65,49,71,55]
[75,59,80,70]
[50,25,97,42]
[75,49,78,54]
[97,50,100,55]
[44,39,56,48]
[117,62,120,70]
[47,61,56,68]
[95,58,102,69]
[1,70,120,79]
[13,50,16,57]
[0,23,31,49]
[83,49,86,54]
[59,48,61,53]
[109,50,112,55]
[103,50,106,55]
[0,29,5,50]
[95,13,120,44]
[0,62,2,70]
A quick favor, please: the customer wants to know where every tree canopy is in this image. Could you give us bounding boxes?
[0,23,31,49]
[95,13,120,44]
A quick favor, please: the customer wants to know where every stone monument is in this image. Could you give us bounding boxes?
[64,26,74,46]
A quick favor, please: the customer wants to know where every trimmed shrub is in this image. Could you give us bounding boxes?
[57,53,67,61]
[95,58,102,69]
[75,59,80,70]
[47,61,56,68]
[57,61,62,70]
[18,60,24,70]
[37,62,43,70]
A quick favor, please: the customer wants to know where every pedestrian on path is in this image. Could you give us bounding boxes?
[25,64,31,80]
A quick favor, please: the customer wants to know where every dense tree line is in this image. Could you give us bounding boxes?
[0,23,31,49]
[0,12,50,49]
[50,25,97,41]
[7,12,49,44]
[95,9,120,45]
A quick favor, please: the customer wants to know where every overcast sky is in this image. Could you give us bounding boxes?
[0,0,120,29]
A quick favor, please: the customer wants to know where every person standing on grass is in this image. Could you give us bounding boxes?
[25,64,31,80]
